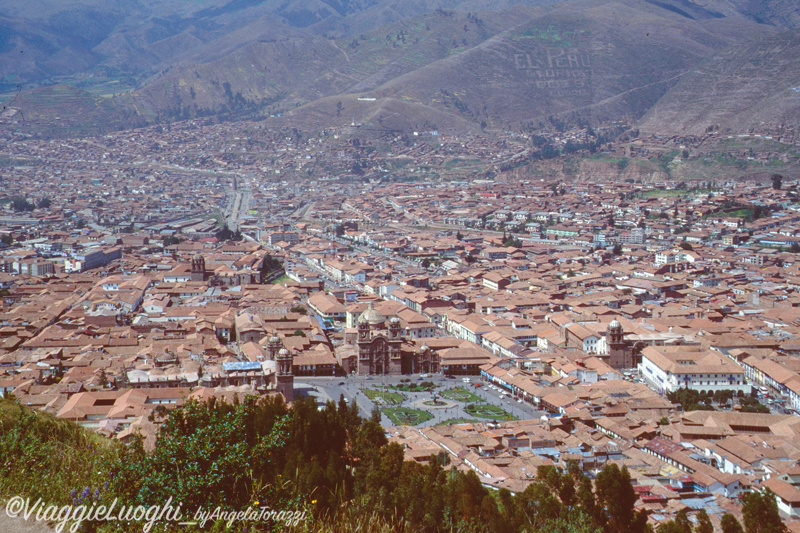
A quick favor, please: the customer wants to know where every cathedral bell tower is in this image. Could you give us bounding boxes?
[266,336,282,360]
[276,347,294,402]
[191,253,206,282]
[607,319,630,369]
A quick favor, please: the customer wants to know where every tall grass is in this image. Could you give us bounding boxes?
[0,398,121,506]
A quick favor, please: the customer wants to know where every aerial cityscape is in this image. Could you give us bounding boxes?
[1,0,800,532]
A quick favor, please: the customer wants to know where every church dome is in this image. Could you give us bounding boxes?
[358,303,385,325]
[607,319,622,332]
[277,348,291,357]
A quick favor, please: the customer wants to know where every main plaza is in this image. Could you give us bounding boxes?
[295,374,547,427]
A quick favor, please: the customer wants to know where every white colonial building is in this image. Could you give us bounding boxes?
[639,346,747,395]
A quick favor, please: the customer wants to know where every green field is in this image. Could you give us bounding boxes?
[725,209,753,218]
[464,403,517,421]
[440,387,484,403]
[383,407,433,426]
[364,388,404,405]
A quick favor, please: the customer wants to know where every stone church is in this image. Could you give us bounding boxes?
[356,303,439,375]
[191,253,261,286]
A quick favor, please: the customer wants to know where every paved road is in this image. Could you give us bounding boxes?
[222,183,251,232]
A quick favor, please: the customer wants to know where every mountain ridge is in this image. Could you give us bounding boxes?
[0,0,797,136]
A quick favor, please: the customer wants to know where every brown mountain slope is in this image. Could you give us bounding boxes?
[3,84,144,136]
[280,0,775,132]
[638,31,800,135]
[126,7,528,122]
[1,0,795,136]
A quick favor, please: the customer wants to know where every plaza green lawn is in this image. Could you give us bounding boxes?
[383,407,433,426]
[465,403,517,421]
[363,388,403,405]
[386,382,437,392]
[441,387,484,403]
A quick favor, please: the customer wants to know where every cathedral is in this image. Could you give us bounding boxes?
[190,253,260,286]
[356,303,439,375]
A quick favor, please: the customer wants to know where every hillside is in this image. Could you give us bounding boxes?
[274,0,777,133]
[2,85,144,136]
[638,31,800,135]
[0,394,686,533]
[0,0,557,95]
[0,0,798,136]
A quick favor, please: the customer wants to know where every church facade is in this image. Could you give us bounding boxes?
[191,253,261,286]
[356,304,439,375]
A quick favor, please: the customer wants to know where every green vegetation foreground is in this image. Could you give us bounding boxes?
[0,396,758,532]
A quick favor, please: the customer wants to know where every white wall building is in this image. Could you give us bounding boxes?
[639,346,747,395]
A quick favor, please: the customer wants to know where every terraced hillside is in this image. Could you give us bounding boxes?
[6,85,144,136]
